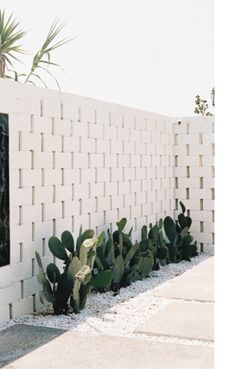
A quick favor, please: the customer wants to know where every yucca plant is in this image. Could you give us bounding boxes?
[24,19,74,88]
[0,9,74,88]
[0,10,26,78]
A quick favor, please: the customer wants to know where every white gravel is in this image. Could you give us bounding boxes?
[0,254,212,347]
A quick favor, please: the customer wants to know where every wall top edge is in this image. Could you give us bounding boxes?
[177,116,214,122]
[0,79,214,123]
[0,79,172,120]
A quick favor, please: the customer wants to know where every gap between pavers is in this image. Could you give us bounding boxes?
[1,325,213,369]
[154,256,214,302]
[135,300,214,342]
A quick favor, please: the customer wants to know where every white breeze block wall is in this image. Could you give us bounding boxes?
[0,80,214,323]
[173,117,215,253]
[0,80,175,323]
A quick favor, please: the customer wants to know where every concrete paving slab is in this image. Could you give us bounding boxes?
[2,328,213,369]
[155,257,214,302]
[135,300,214,341]
[0,324,65,368]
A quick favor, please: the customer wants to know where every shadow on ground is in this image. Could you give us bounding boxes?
[0,255,212,368]
[13,254,211,335]
[0,324,64,368]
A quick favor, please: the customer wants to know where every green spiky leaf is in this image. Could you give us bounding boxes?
[24,19,75,89]
[0,10,26,78]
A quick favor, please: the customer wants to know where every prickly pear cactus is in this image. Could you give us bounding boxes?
[163,201,198,262]
[35,230,107,314]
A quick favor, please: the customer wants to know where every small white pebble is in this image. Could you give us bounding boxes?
[0,254,211,347]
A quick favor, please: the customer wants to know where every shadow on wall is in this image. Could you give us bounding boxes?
[0,255,210,367]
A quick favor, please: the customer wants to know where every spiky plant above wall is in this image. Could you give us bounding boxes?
[0,9,74,88]
[24,20,75,89]
[0,10,26,78]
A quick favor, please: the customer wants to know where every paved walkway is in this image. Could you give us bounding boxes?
[0,257,214,369]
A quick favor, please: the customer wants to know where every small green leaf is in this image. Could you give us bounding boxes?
[104,238,112,258]
[46,263,60,284]
[179,201,186,214]
[61,230,74,253]
[180,227,189,237]
[113,255,124,284]
[96,231,105,248]
[185,216,192,228]
[37,267,46,284]
[35,251,43,269]
[178,213,186,230]
[76,229,95,252]
[116,218,127,233]
[67,256,82,285]
[42,279,54,303]
[164,216,176,243]
[141,225,147,240]
[91,271,112,289]
[48,236,68,261]
[158,218,163,229]
[139,239,150,252]
[72,279,81,313]
[95,256,104,271]
[124,243,139,266]
[39,290,45,304]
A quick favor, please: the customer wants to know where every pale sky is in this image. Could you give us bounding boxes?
[2,0,214,117]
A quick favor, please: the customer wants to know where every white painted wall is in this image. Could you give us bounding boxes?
[173,117,214,253]
[0,80,214,323]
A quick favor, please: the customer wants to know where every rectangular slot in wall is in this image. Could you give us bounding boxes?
[0,113,10,267]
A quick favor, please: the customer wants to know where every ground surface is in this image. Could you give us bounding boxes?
[0,254,214,369]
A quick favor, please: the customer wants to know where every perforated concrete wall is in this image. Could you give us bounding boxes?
[0,80,214,323]
[173,117,214,253]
